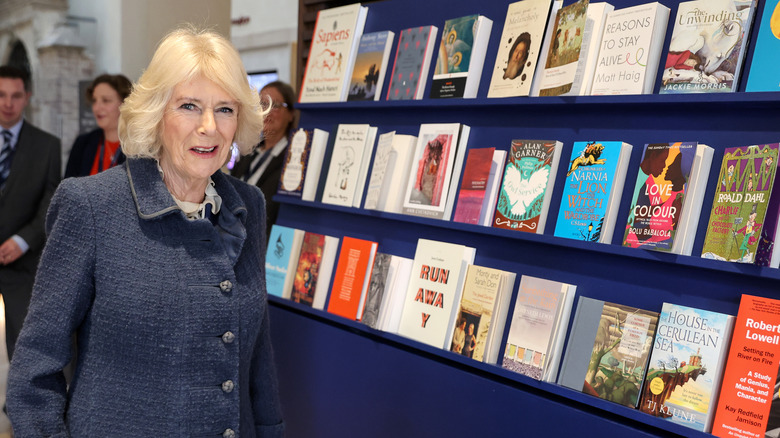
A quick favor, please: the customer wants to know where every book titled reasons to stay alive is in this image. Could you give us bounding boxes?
[558,297,659,408]
[386,26,439,100]
[553,140,632,244]
[745,0,780,92]
[347,30,395,101]
[639,303,736,433]
[661,0,758,94]
[701,143,780,265]
[711,294,780,438]
[430,14,493,99]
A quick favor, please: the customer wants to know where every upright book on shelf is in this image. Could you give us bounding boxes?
[493,139,563,234]
[429,14,493,99]
[701,143,780,265]
[452,147,496,225]
[553,140,632,243]
[590,2,671,95]
[298,129,331,202]
[573,2,614,95]
[502,275,576,382]
[558,297,659,408]
[660,0,758,94]
[278,128,328,198]
[298,3,368,102]
[327,236,378,320]
[396,239,476,350]
[321,124,377,208]
[639,302,736,433]
[347,30,395,101]
[386,26,439,100]
[265,225,304,299]
[291,231,340,310]
[536,0,590,96]
[375,255,415,333]
[745,0,780,92]
[622,142,713,255]
[487,0,556,98]
[364,131,418,213]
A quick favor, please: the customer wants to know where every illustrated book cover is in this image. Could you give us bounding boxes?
[386,26,439,100]
[745,0,780,92]
[327,236,378,320]
[321,124,376,207]
[291,231,340,310]
[430,14,493,99]
[299,129,331,202]
[347,30,395,101]
[265,225,304,299]
[278,128,327,198]
[452,147,496,225]
[536,0,590,96]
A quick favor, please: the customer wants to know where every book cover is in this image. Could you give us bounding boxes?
[299,3,368,102]
[590,2,671,95]
[488,0,555,98]
[363,131,395,211]
[347,31,395,101]
[493,139,563,234]
[396,239,476,349]
[321,124,373,207]
[361,252,392,329]
[301,129,331,202]
[639,303,736,433]
[711,294,780,438]
[278,128,313,197]
[745,0,780,92]
[265,225,304,299]
[327,236,378,320]
[386,26,439,100]
[573,2,615,95]
[661,0,758,94]
[291,231,328,307]
[376,133,418,214]
[453,147,496,225]
[538,0,590,96]
[701,143,780,264]
[503,275,576,382]
[377,256,414,333]
[430,15,493,99]
[553,140,632,243]
[756,145,780,268]
[479,150,508,226]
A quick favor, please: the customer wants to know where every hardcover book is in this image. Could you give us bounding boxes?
[299,3,368,102]
[639,303,735,433]
[745,0,780,92]
[396,239,476,349]
[265,225,304,299]
[347,31,395,101]
[711,294,780,438]
[327,236,378,320]
[452,147,496,225]
[430,14,493,99]
[488,0,555,98]
[321,124,377,207]
[493,139,563,234]
[291,231,340,310]
[553,140,633,243]
[622,142,713,255]
[386,26,439,100]
[661,0,758,94]
[503,275,576,382]
[590,2,671,95]
[537,0,590,96]
[558,298,659,408]
[701,143,780,265]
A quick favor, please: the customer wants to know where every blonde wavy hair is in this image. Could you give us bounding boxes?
[119,26,265,158]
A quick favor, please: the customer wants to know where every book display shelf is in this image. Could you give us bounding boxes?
[270,0,780,436]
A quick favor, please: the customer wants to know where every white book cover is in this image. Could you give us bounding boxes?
[321,124,373,207]
[488,0,555,98]
[571,2,614,95]
[590,2,671,95]
[379,256,414,333]
[312,235,340,311]
[299,3,368,103]
[480,150,508,226]
[430,15,493,99]
[301,129,330,202]
[397,239,476,349]
[379,134,418,214]
[352,126,378,208]
[364,131,396,210]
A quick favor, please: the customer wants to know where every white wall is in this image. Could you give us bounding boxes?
[67,0,123,75]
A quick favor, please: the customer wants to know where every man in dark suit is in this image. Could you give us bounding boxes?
[0,65,61,359]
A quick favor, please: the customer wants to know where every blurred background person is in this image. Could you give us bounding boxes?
[64,74,132,178]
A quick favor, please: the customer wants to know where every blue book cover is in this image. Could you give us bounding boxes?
[265,225,298,298]
[347,31,394,101]
[746,0,780,92]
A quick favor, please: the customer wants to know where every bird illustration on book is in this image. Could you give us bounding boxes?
[501,159,549,220]
[567,142,606,177]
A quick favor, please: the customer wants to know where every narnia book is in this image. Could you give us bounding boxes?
[386,26,439,100]
[291,232,340,310]
[558,297,658,408]
[347,31,395,101]
[493,139,563,234]
[430,14,493,99]
[327,236,378,320]
[537,0,589,96]
[701,143,780,265]
[639,303,736,433]
[745,0,780,92]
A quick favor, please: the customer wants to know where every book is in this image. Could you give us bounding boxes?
[530,0,565,96]
[502,275,576,382]
[558,297,659,408]
[536,0,590,96]
[701,143,780,265]
[327,236,378,320]
[590,2,671,95]
[622,142,714,255]
[553,140,633,243]
[493,139,564,234]
[480,150,508,226]
[352,127,379,208]
[711,294,780,438]
[430,14,493,99]
[278,128,323,198]
[364,131,418,213]
[573,2,615,95]
[300,128,331,202]
[361,252,393,329]
[402,123,471,220]
[265,225,304,299]
[745,0,780,92]
[386,26,439,100]
[639,303,735,433]
[487,0,556,98]
[347,30,395,101]
[299,3,368,102]
[290,231,340,310]
[661,0,758,94]
[396,238,476,349]
[449,265,516,364]
[376,255,414,333]
[321,124,376,207]
[452,147,496,225]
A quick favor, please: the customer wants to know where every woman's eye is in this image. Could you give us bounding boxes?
[217,107,235,114]
[180,103,196,111]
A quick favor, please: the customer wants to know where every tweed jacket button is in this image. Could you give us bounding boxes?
[222,428,236,438]
[220,280,233,293]
[222,331,235,344]
[222,380,235,393]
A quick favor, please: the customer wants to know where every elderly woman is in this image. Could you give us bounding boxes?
[7,27,284,437]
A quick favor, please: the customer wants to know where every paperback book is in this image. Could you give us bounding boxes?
[573,2,614,95]
[745,0,780,92]
[386,26,439,100]
[365,131,418,213]
[430,14,493,99]
[291,231,340,310]
[537,0,590,96]
[321,124,377,207]
[265,225,304,299]
[452,147,496,225]
[327,236,378,320]
[278,128,323,198]
[299,128,331,202]
[347,30,395,101]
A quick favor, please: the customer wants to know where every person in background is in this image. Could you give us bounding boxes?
[64,73,132,178]
[0,65,61,361]
[7,27,284,437]
[231,80,296,237]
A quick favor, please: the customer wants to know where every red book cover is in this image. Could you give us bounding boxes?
[291,232,326,306]
[327,236,378,320]
[453,147,495,224]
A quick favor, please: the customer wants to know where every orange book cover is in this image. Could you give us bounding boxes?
[327,236,378,320]
[712,294,780,438]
